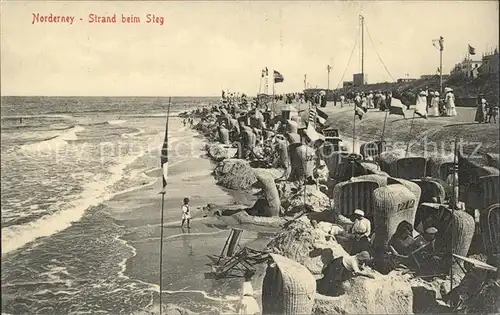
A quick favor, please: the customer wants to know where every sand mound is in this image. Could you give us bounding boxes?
[266,216,348,275]
[206,143,236,162]
[213,159,257,190]
[285,185,331,214]
[314,271,413,314]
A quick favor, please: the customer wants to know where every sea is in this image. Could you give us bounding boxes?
[1,96,270,314]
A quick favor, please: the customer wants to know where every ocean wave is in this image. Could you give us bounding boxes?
[1,151,143,256]
[108,120,127,125]
[19,126,85,152]
[121,128,145,139]
[1,114,73,120]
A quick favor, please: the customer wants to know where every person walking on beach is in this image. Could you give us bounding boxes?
[429,92,440,117]
[474,94,487,123]
[181,197,191,228]
[444,87,457,117]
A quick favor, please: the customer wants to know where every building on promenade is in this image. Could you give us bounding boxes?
[479,48,499,75]
[343,81,354,88]
[397,78,417,83]
[353,73,367,87]
[451,58,482,78]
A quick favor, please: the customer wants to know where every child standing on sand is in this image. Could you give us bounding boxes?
[180,197,191,229]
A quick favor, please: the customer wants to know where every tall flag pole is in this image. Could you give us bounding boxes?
[265,67,269,95]
[273,70,284,117]
[405,111,416,157]
[450,137,458,289]
[159,97,172,315]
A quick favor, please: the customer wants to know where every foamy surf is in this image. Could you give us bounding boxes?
[108,120,127,125]
[19,126,85,152]
[1,151,143,256]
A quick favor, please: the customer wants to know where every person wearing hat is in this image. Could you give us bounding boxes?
[314,159,329,188]
[346,209,372,254]
[429,91,440,117]
[318,250,375,296]
[444,87,457,117]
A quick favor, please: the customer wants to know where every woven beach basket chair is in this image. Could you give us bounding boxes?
[387,177,422,207]
[412,178,446,204]
[425,154,455,180]
[296,144,317,179]
[372,184,418,252]
[323,151,349,180]
[254,173,281,217]
[395,157,428,180]
[275,139,290,170]
[378,150,406,175]
[480,203,500,266]
[360,140,387,160]
[332,179,381,221]
[352,174,389,187]
[262,254,316,315]
[484,152,500,170]
[286,120,299,134]
[287,142,302,182]
[440,209,475,274]
[218,126,230,145]
[477,175,499,213]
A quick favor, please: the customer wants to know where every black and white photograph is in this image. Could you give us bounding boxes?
[1,1,499,314]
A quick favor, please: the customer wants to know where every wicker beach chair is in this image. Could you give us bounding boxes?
[217,126,230,145]
[353,174,389,187]
[322,151,350,180]
[332,180,380,221]
[412,178,446,204]
[483,152,500,170]
[480,203,500,266]
[395,157,427,180]
[432,207,475,273]
[477,175,499,212]
[262,254,316,315]
[387,177,422,207]
[360,140,387,160]
[425,154,455,180]
[372,184,418,253]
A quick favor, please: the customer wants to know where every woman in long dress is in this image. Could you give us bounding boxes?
[474,95,487,123]
[445,88,457,117]
[415,89,428,117]
[429,92,441,117]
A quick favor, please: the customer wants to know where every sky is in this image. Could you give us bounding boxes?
[1,1,499,96]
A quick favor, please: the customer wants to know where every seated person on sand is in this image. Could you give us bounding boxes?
[319,251,375,296]
[389,221,415,256]
[314,159,329,188]
[339,209,372,255]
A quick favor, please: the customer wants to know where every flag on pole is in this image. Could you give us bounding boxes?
[305,123,322,143]
[273,70,284,83]
[468,44,476,55]
[389,106,406,117]
[355,104,365,120]
[432,36,444,51]
[161,100,172,188]
[308,106,317,124]
[316,107,328,126]
[432,39,440,50]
